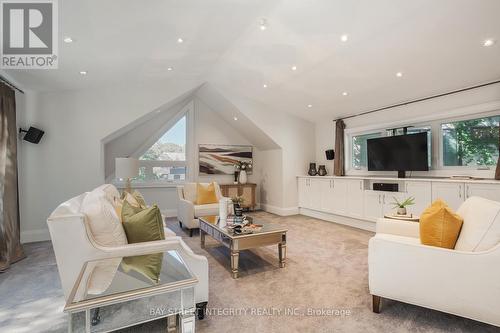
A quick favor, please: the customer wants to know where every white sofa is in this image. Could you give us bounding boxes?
[47,185,209,318]
[369,196,500,327]
[177,182,232,236]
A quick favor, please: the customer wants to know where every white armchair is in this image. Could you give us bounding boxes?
[369,197,500,327]
[47,188,209,318]
[177,182,233,236]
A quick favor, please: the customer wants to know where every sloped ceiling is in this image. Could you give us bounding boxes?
[5,0,500,121]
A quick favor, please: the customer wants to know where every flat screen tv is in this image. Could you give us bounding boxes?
[367,132,428,178]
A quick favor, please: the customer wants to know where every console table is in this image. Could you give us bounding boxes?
[220,183,256,211]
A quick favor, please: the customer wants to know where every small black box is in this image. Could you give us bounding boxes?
[373,183,399,192]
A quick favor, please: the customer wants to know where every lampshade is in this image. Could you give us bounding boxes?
[115,158,139,179]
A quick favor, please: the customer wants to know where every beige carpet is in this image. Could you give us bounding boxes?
[1,212,498,333]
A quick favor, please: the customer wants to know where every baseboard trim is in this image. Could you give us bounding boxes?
[261,204,299,216]
[299,208,376,232]
[21,228,50,243]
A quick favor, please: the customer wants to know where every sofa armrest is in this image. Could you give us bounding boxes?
[177,198,195,224]
[376,218,419,238]
[369,234,500,326]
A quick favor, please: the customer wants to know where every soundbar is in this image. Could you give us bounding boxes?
[373,183,399,192]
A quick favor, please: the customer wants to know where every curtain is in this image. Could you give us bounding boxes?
[0,82,24,272]
[334,119,345,176]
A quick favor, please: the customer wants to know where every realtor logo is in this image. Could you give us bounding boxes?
[1,0,58,69]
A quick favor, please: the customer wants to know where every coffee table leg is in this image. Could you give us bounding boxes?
[230,250,239,279]
[279,234,287,268]
[200,229,206,249]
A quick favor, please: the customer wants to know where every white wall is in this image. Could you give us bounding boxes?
[315,83,500,178]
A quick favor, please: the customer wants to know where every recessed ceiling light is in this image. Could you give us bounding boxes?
[177,37,184,43]
[340,34,348,42]
[342,92,348,96]
[63,37,73,43]
[233,116,238,121]
[263,84,268,88]
[483,39,495,47]
[396,72,403,77]
[167,67,173,71]
[307,104,313,108]
[79,71,87,75]
[260,18,267,30]
[291,65,297,71]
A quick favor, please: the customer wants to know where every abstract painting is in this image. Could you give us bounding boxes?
[199,144,253,175]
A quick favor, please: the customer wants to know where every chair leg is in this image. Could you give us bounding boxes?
[179,221,183,229]
[189,229,194,237]
[372,295,381,313]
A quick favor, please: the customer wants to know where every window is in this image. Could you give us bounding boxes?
[407,126,432,167]
[137,116,187,182]
[351,132,381,169]
[442,115,499,167]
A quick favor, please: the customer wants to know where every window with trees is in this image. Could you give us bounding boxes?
[442,115,500,167]
[351,132,381,169]
[137,116,187,182]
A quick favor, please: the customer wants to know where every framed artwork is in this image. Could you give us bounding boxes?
[198,144,253,175]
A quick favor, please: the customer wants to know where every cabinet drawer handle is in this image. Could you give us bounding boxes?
[459,185,462,198]
[383,195,386,204]
[360,181,362,190]
[378,194,381,204]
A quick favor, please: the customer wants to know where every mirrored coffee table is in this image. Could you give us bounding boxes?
[65,250,198,333]
[199,216,287,278]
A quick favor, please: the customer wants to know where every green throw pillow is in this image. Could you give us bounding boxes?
[121,201,165,283]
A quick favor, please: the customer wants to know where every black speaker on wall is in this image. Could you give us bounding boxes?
[19,127,44,144]
[325,149,335,160]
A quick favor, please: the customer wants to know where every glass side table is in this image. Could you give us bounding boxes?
[64,250,197,333]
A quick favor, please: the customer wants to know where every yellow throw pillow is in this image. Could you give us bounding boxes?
[196,182,218,205]
[419,200,463,249]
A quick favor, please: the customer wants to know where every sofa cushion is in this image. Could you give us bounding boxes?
[194,203,219,217]
[183,183,198,203]
[455,196,500,251]
[419,200,463,249]
[121,201,165,282]
[164,227,176,237]
[196,182,218,205]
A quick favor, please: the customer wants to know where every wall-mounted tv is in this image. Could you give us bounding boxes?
[367,132,428,178]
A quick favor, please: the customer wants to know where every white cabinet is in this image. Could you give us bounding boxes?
[298,178,310,208]
[364,191,383,221]
[347,179,364,218]
[331,178,348,215]
[432,182,465,211]
[319,179,334,213]
[465,183,500,202]
[405,181,432,216]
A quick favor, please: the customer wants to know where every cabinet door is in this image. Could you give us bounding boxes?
[318,179,334,212]
[465,183,500,202]
[298,178,309,208]
[347,179,364,218]
[308,178,325,211]
[405,181,432,216]
[432,182,464,211]
[364,191,383,221]
[331,179,348,215]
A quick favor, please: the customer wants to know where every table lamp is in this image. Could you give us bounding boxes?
[115,158,139,193]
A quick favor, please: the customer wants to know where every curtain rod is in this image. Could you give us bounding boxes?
[0,75,24,94]
[334,79,500,122]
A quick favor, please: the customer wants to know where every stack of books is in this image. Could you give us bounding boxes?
[226,215,247,225]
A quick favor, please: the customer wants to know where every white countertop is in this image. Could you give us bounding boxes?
[297,174,500,184]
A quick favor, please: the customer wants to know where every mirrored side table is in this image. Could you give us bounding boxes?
[64,250,197,333]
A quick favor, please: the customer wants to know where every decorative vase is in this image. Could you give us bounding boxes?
[397,207,407,215]
[239,170,247,184]
[318,165,327,176]
[234,206,243,217]
[308,163,317,176]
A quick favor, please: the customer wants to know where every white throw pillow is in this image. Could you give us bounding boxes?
[80,187,128,294]
[95,184,120,204]
[183,183,197,203]
[455,196,500,251]
[80,188,128,247]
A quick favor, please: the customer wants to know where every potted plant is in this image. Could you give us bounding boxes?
[392,196,415,215]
